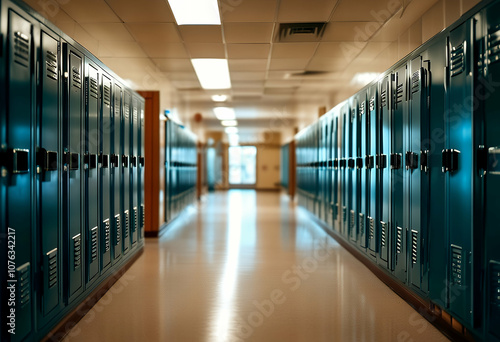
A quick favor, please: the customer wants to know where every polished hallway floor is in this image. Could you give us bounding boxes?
[62,190,449,342]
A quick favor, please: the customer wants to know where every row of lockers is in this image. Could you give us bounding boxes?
[164,120,198,223]
[292,0,500,340]
[0,0,145,340]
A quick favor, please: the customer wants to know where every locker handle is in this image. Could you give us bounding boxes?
[340,159,346,169]
[131,156,137,167]
[99,154,109,168]
[420,150,429,172]
[333,159,339,169]
[365,155,374,169]
[122,155,129,168]
[347,158,355,169]
[441,149,460,172]
[139,156,145,167]
[110,154,119,168]
[36,148,58,172]
[84,153,97,169]
[5,149,29,174]
[405,152,418,170]
[356,157,364,169]
[327,160,333,168]
[390,153,402,170]
[376,154,387,169]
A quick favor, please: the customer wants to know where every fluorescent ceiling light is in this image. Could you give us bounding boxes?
[167,0,221,25]
[225,127,238,134]
[192,59,231,89]
[221,120,237,126]
[213,107,235,121]
[212,94,228,102]
[228,134,239,146]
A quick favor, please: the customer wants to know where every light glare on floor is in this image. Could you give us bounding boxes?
[167,0,221,25]
[192,59,231,89]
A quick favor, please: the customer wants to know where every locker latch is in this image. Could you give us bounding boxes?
[441,149,460,172]
[110,154,119,168]
[420,150,429,172]
[122,155,129,168]
[333,159,339,169]
[356,157,363,169]
[36,148,57,172]
[405,151,418,170]
[376,154,387,169]
[84,154,97,169]
[131,156,137,167]
[390,153,402,169]
[327,160,333,168]
[139,156,145,167]
[347,158,355,169]
[99,154,109,168]
[365,155,374,169]
[340,159,346,169]
[5,149,29,174]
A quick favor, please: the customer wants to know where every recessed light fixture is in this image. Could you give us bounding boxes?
[192,59,231,89]
[213,107,236,121]
[212,94,228,102]
[167,0,221,25]
[221,120,237,126]
[225,127,238,134]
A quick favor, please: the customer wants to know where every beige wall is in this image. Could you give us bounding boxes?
[256,146,281,190]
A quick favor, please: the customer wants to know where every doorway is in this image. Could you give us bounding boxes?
[228,146,257,186]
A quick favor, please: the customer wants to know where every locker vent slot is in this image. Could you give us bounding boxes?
[490,261,500,308]
[104,219,110,252]
[395,83,404,104]
[14,31,29,67]
[411,70,420,94]
[411,230,418,264]
[103,85,111,107]
[124,210,129,238]
[133,207,138,232]
[73,234,81,270]
[359,101,365,116]
[46,50,58,80]
[47,249,58,288]
[381,89,387,108]
[124,102,130,119]
[350,210,355,232]
[450,43,465,77]
[451,245,463,286]
[488,29,500,64]
[89,77,98,99]
[396,227,403,254]
[115,214,121,244]
[359,213,365,236]
[141,204,145,227]
[72,67,82,89]
[17,263,31,308]
[380,222,387,247]
[368,217,375,240]
[91,226,98,262]
[369,97,375,112]
[133,107,138,121]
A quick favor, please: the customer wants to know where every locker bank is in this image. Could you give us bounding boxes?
[0,0,499,341]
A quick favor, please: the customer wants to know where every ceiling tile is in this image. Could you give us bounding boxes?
[227,44,270,59]
[153,59,195,72]
[73,24,99,55]
[228,59,268,71]
[168,72,199,81]
[81,23,134,42]
[306,57,350,72]
[140,43,189,58]
[265,80,303,87]
[422,1,445,43]
[314,42,366,60]
[100,57,156,73]
[269,58,310,70]
[271,43,318,59]
[332,0,401,22]
[230,72,267,81]
[178,26,223,43]
[60,0,120,23]
[278,0,338,22]
[355,42,392,62]
[171,80,201,89]
[264,87,297,95]
[222,0,278,22]
[185,43,225,58]
[97,41,147,58]
[224,23,274,43]
[126,23,182,43]
[232,81,265,89]
[322,22,379,42]
[105,0,175,23]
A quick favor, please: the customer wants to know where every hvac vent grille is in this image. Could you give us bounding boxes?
[46,50,57,80]
[72,66,81,89]
[396,227,403,254]
[73,234,81,270]
[381,89,388,108]
[91,226,98,262]
[451,43,465,77]
[411,230,418,264]
[104,219,110,252]
[47,249,58,289]
[276,22,326,43]
[369,217,375,240]
[89,77,98,99]
[124,210,129,238]
[488,28,500,64]
[14,31,29,67]
[451,244,463,286]
[380,222,387,247]
[18,263,31,308]
[491,261,500,308]
[359,213,365,236]
[411,70,420,94]
[115,214,121,244]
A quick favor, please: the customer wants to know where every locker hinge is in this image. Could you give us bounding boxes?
[441,149,460,172]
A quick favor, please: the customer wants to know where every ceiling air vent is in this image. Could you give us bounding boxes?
[276,23,327,43]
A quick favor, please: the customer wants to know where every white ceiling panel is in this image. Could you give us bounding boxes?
[271,43,318,59]
[224,23,275,44]
[185,43,226,58]
[81,23,135,42]
[60,0,120,23]
[222,0,278,22]
[140,43,189,59]
[278,0,339,22]
[178,26,223,43]
[126,23,182,43]
[227,44,271,59]
[105,0,175,23]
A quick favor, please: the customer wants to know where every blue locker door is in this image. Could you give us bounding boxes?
[326,116,333,228]
[349,100,358,243]
[446,20,476,326]
[358,94,368,249]
[37,29,61,319]
[368,84,379,255]
[139,101,145,241]
[341,105,349,237]
[393,65,408,283]
[131,97,138,246]
[379,76,392,268]
[100,74,112,269]
[63,44,84,300]
[112,84,122,261]
[122,91,131,254]
[6,10,34,340]
[332,114,339,231]
[85,62,99,282]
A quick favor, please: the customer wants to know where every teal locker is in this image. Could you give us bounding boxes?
[358,91,368,250]
[349,98,359,243]
[112,83,122,261]
[122,91,131,254]
[131,97,138,247]
[368,83,379,256]
[139,101,145,241]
